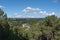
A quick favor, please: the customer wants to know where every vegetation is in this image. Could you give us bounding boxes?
[0,8,60,40]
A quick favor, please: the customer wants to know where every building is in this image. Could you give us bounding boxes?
[22,23,30,30]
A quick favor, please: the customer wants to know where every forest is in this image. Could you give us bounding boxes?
[0,8,60,40]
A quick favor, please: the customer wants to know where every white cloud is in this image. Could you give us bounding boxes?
[22,7,56,17]
[39,11,43,13]
[0,5,4,8]
[22,7,41,13]
[48,12,55,16]
[13,12,35,18]
[39,11,48,15]
[31,8,40,11]
[23,7,32,13]
[22,7,56,16]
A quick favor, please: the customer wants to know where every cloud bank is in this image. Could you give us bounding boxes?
[22,7,55,15]
[13,7,56,18]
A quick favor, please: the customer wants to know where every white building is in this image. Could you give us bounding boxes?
[22,23,30,30]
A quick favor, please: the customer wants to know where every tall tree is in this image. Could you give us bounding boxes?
[0,8,10,40]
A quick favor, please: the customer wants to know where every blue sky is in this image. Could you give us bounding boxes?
[0,0,60,18]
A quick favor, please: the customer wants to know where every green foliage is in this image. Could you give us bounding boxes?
[8,15,60,40]
[0,8,10,40]
[44,15,57,27]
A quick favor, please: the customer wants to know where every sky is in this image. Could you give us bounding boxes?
[0,0,60,18]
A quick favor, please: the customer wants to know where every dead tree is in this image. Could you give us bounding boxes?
[38,31,55,40]
[47,30,55,40]
[47,33,53,40]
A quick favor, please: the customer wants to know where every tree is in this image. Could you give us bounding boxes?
[0,8,10,40]
[44,15,57,27]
